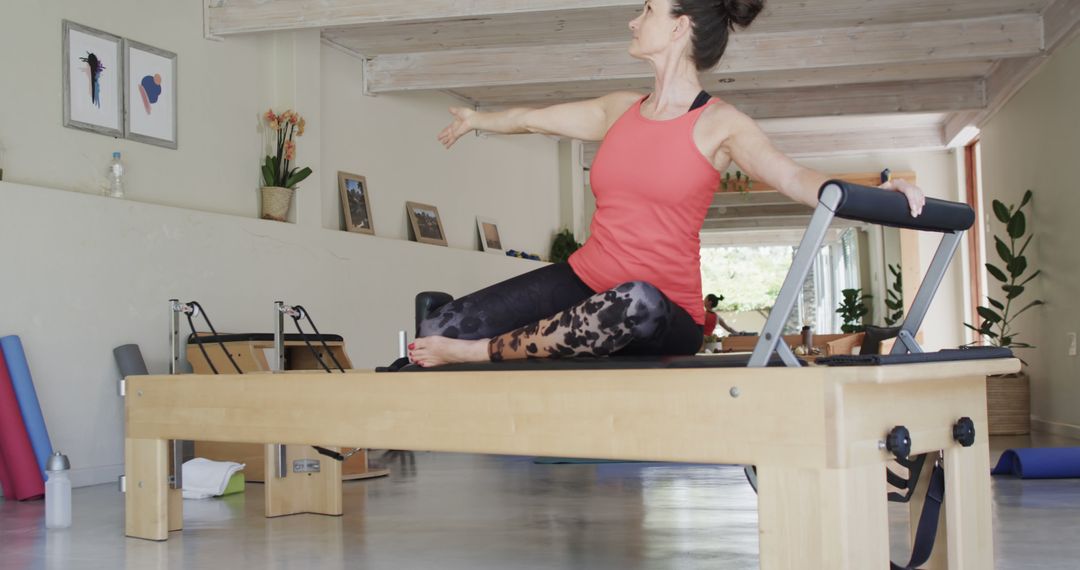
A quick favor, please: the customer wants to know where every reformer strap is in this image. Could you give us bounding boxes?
[891,463,946,570]
[185,301,243,375]
[288,305,346,373]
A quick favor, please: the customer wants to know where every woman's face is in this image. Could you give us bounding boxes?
[628,0,682,61]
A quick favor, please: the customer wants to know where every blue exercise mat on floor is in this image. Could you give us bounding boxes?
[0,336,52,479]
[991,447,1080,479]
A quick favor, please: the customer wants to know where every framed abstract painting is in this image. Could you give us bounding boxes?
[62,20,124,138]
[124,39,178,149]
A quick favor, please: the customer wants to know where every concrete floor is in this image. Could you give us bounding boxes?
[2,433,1079,570]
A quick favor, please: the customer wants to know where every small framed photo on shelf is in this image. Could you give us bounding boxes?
[338,171,374,235]
[406,201,448,246]
[475,216,504,254]
[124,39,178,149]
[62,20,124,138]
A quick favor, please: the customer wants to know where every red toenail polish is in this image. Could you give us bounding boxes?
[408,343,415,349]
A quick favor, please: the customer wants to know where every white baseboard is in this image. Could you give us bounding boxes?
[1031,417,1080,440]
[70,463,124,489]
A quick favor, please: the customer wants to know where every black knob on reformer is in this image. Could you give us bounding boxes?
[953,417,976,447]
[885,425,912,460]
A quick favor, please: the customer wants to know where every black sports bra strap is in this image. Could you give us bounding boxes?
[689,90,712,111]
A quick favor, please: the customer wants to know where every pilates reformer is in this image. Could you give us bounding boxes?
[122,180,1018,569]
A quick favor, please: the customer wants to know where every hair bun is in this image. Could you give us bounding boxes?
[722,0,764,29]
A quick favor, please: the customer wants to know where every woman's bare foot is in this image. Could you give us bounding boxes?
[409,336,490,367]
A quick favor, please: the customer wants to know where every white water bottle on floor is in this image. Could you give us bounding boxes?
[45,452,72,529]
[106,151,125,198]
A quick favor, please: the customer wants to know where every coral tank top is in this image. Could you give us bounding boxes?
[569,97,721,325]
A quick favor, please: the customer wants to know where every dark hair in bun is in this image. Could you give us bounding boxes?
[671,0,765,71]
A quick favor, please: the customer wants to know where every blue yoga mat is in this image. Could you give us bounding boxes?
[991,447,1080,479]
[0,336,53,479]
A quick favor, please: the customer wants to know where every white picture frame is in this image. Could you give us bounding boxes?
[62,20,124,138]
[124,39,178,149]
[476,216,504,254]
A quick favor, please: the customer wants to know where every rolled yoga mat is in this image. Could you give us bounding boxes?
[113,344,149,377]
[991,447,1080,479]
[0,349,45,500]
[0,336,53,479]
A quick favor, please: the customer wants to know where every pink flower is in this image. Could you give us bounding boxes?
[296,117,306,136]
[264,108,276,123]
[284,140,296,161]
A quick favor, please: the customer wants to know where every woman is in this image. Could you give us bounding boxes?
[409,0,924,367]
[703,293,739,337]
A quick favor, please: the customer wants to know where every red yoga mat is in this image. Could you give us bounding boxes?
[0,350,43,500]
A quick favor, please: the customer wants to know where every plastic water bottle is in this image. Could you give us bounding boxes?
[45,452,72,529]
[106,152,125,198]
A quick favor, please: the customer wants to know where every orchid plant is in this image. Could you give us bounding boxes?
[261,109,312,189]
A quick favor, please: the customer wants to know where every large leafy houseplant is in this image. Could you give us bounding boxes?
[964,190,1044,351]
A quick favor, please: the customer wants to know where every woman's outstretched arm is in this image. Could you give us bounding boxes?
[713,106,926,216]
[438,92,642,148]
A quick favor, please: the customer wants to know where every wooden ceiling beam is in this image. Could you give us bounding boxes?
[701,215,862,231]
[365,14,1042,93]
[205,0,639,35]
[210,0,1050,43]
[484,79,983,121]
[584,124,944,165]
[462,61,994,109]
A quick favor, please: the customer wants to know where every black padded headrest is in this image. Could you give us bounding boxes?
[186,333,344,344]
[415,291,454,337]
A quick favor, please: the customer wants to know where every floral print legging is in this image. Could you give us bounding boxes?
[418,263,702,361]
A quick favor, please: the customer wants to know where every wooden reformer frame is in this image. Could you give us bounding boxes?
[124,181,1015,569]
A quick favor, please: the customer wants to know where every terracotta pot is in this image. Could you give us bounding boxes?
[260,186,294,221]
[986,371,1031,435]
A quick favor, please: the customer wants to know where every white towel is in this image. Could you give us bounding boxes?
[181,458,245,500]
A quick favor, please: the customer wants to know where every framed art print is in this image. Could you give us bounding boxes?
[476,216,504,254]
[339,171,375,235]
[124,39,177,148]
[406,201,448,246]
[63,20,124,137]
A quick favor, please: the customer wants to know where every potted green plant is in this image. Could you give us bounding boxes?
[964,189,1043,434]
[260,109,313,221]
[549,228,582,264]
[836,288,872,333]
[720,170,753,193]
[883,263,904,326]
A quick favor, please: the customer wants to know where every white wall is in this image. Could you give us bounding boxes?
[319,46,559,254]
[979,34,1080,433]
[0,2,561,490]
[0,1,264,215]
[0,182,550,488]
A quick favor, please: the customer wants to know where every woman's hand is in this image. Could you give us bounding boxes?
[437,107,476,149]
[879,178,926,218]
